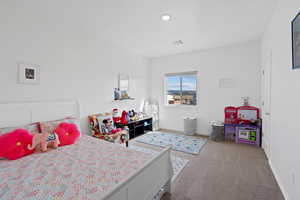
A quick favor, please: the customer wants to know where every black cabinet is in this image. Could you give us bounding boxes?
[116,118,152,140]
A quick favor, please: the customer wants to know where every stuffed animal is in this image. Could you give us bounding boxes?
[0,129,34,160]
[121,110,128,124]
[28,130,60,152]
[55,122,80,146]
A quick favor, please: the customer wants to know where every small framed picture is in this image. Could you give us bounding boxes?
[18,63,40,84]
[292,12,300,69]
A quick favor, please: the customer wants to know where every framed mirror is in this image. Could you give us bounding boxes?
[118,74,129,91]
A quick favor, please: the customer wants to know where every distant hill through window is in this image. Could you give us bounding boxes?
[165,72,197,105]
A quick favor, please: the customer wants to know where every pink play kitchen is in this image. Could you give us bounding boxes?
[224,105,261,147]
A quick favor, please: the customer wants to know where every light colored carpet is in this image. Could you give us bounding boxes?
[128,145,188,182]
[131,131,284,200]
[160,140,285,200]
[135,131,207,154]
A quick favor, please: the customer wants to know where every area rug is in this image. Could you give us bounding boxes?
[135,131,207,155]
[128,145,188,182]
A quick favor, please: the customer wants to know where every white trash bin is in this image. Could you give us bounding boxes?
[183,117,197,135]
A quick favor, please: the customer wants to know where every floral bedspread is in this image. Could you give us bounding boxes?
[0,135,153,200]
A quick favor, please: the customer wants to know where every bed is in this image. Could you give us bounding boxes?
[0,101,173,200]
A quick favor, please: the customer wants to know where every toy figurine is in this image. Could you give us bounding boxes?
[119,126,129,147]
[114,88,121,100]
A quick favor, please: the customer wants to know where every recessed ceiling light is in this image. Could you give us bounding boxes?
[161,14,171,21]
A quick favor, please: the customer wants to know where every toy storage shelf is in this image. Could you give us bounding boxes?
[116,117,152,139]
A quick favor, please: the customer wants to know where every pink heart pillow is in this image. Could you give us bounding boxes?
[55,123,80,146]
[0,129,34,160]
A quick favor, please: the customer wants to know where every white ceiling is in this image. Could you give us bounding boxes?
[2,0,277,58]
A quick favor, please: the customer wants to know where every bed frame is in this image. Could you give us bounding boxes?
[0,100,173,200]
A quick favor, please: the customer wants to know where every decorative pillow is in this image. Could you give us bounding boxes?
[55,122,80,146]
[39,117,81,135]
[0,122,40,136]
[0,129,34,160]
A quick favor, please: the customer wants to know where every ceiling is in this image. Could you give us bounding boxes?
[2,0,278,58]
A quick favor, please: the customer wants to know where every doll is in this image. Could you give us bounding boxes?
[89,115,100,136]
[101,119,122,135]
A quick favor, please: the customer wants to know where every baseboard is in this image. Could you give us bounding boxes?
[268,159,290,200]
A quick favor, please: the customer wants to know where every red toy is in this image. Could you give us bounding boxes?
[0,129,34,160]
[121,110,128,124]
[55,122,80,146]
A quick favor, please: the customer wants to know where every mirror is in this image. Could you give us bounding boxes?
[118,74,129,91]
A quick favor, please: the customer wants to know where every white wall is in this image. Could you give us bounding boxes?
[149,41,261,135]
[0,1,148,133]
[261,0,300,199]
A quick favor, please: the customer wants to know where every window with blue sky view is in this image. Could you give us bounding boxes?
[165,73,197,105]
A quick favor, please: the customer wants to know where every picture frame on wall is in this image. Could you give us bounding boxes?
[18,63,40,84]
[292,12,300,69]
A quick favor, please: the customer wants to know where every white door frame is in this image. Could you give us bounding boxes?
[261,52,272,159]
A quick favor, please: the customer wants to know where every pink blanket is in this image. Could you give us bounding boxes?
[0,135,153,200]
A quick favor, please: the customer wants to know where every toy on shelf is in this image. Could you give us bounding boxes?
[128,109,138,121]
[241,96,250,106]
[121,110,128,124]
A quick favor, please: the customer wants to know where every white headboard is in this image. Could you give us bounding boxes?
[0,100,80,128]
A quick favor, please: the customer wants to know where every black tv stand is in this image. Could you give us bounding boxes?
[116,117,152,140]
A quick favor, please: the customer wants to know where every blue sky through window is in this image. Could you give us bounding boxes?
[167,75,196,91]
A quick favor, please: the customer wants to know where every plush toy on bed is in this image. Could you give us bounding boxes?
[28,123,60,152]
[55,122,80,146]
[0,129,34,160]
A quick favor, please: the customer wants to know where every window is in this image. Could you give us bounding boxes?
[165,71,197,106]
